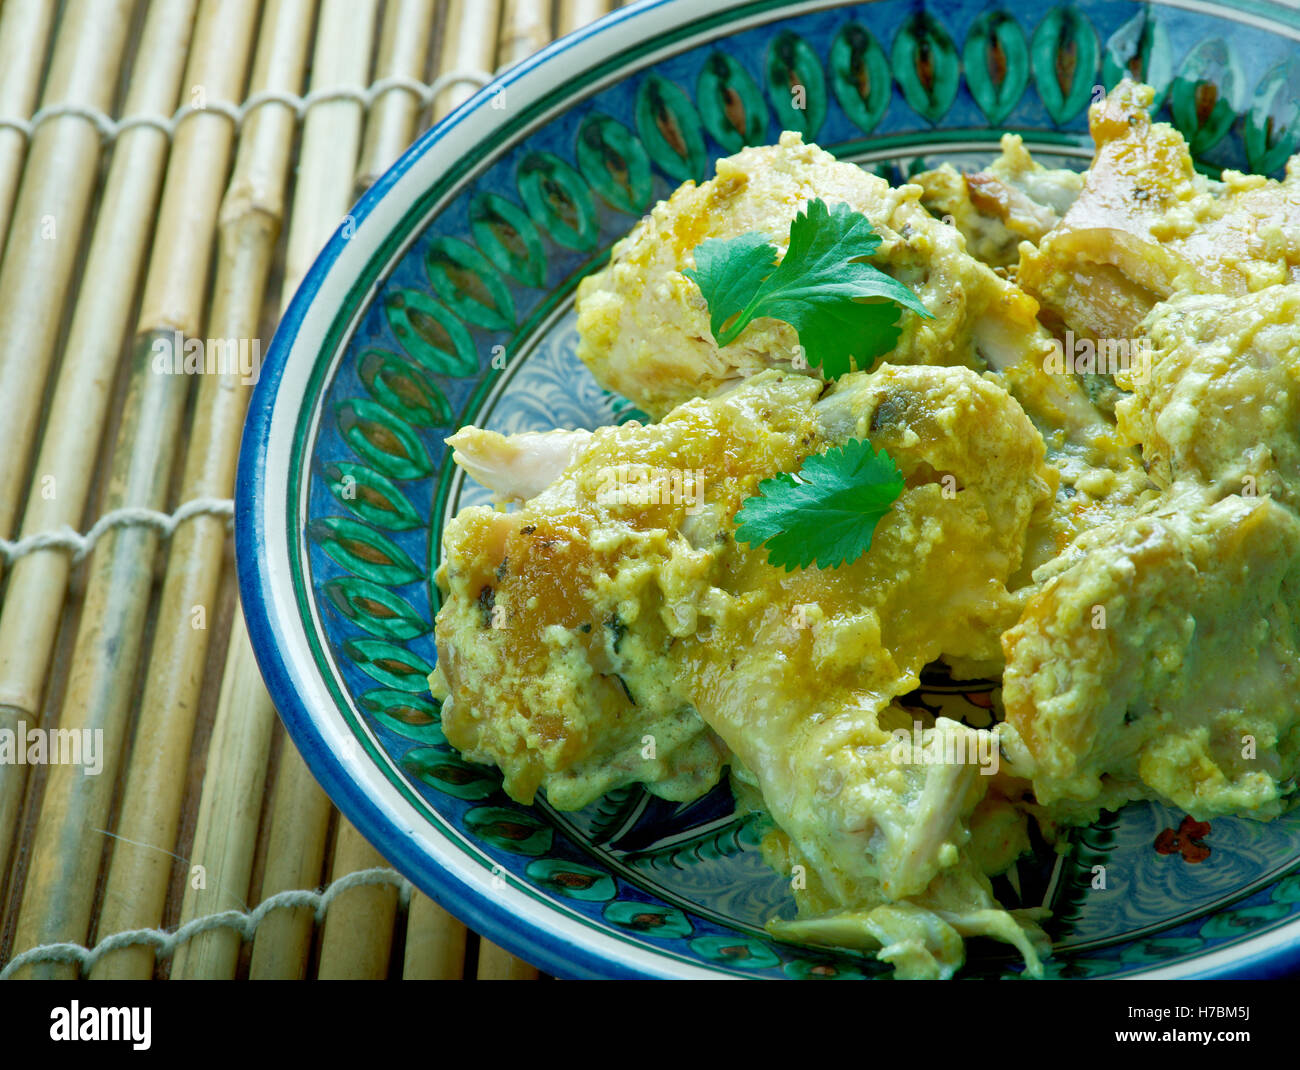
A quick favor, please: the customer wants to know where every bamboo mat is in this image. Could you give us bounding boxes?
[0,0,622,982]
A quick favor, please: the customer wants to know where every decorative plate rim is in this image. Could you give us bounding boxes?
[236,0,1300,980]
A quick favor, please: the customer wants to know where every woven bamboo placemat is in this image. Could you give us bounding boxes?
[0,0,621,982]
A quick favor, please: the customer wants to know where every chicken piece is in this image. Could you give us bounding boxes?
[764,834,1049,980]
[669,365,1053,976]
[577,130,1151,568]
[579,132,909,417]
[1115,284,1300,507]
[447,428,592,503]
[431,371,824,810]
[914,134,1084,268]
[1001,493,1300,823]
[1018,79,1300,341]
[578,132,1097,438]
[433,365,1055,976]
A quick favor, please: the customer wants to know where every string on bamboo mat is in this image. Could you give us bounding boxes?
[0,867,412,979]
[0,498,235,566]
[0,72,493,145]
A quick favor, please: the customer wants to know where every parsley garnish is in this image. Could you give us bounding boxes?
[733,438,905,571]
[683,198,931,379]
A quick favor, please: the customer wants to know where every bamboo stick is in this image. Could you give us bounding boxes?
[0,0,198,926]
[0,0,57,259]
[315,815,400,977]
[402,892,468,979]
[5,0,262,980]
[246,0,381,981]
[315,823,397,979]
[498,0,550,68]
[477,939,541,980]
[165,621,282,978]
[556,0,609,36]
[92,0,314,981]
[245,754,332,978]
[278,0,378,301]
[355,0,434,193]
[432,0,501,120]
[0,0,135,555]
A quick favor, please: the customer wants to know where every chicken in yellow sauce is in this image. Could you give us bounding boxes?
[429,80,1300,978]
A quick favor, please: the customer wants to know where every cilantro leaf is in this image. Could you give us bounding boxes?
[683,198,931,379]
[685,232,776,343]
[733,438,905,571]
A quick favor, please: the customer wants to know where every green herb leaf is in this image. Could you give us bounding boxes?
[688,231,778,343]
[683,198,932,379]
[733,438,905,571]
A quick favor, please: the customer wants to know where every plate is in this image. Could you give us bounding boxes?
[236,0,1300,978]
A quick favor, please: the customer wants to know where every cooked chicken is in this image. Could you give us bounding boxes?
[432,365,1055,976]
[1115,284,1300,507]
[576,128,1152,574]
[1001,493,1300,823]
[578,131,947,418]
[1001,218,1300,834]
[1018,79,1300,340]
[914,134,1085,268]
[577,133,1086,431]
[447,428,593,503]
[429,98,1300,980]
[428,371,830,811]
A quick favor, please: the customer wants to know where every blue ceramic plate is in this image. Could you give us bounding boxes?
[237,0,1300,979]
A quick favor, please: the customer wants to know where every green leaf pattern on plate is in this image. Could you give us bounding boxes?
[1031,6,1101,126]
[766,30,828,138]
[1103,7,1173,112]
[635,74,708,182]
[525,859,617,901]
[465,807,554,856]
[890,11,960,124]
[323,576,429,641]
[343,637,434,691]
[403,747,502,801]
[356,348,453,430]
[359,689,447,746]
[697,52,769,152]
[518,151,601,251]
[335,398,432,480]
[307,516,423,586]
[603,900,693,939]
[321,461,423,530]
[965,10,1029,126]
[829,23,892,135]
[426,237,517,330]
[577,113,655,214]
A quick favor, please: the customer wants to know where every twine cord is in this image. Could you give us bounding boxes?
[0,71,495,143]
[0,498,235,566]
[0,868,412,979]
